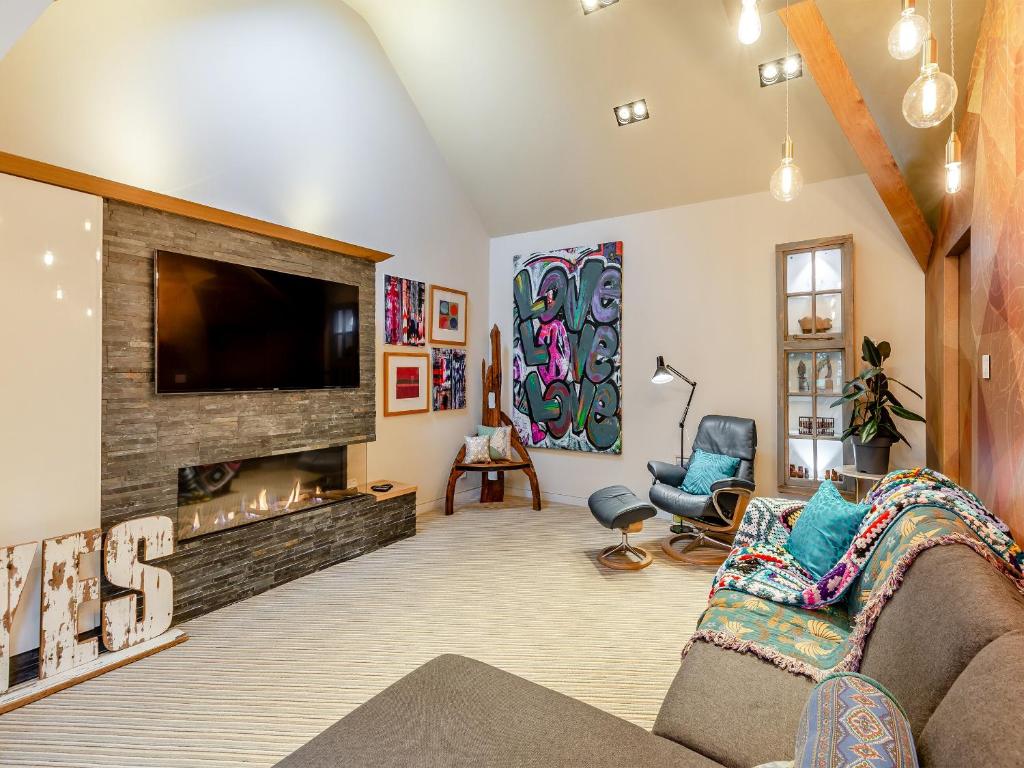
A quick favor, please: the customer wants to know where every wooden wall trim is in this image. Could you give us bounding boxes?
[0,151,392,264]
[780,1,934,270]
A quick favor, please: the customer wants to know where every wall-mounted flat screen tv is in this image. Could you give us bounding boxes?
[155,250,360,394]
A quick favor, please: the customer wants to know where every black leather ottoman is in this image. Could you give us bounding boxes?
[588,485,658,570]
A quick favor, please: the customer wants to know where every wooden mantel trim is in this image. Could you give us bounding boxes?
[780,1,934,270]
[0,151,393,263]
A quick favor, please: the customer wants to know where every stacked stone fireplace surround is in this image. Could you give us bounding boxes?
[9,203,415,687]
[101,201,415,623]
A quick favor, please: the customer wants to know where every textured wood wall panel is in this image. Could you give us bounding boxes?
[963,0,1024,540]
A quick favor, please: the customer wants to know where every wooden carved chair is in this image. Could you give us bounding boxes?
[444,325,541,515]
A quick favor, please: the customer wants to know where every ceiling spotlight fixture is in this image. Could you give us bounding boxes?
[738,0,762,45]
[888,0,931,60]
[581,0,618,15]
[55,285,64,301]
[759,53,803,87]
[902,36,957,127]
[614,99,649,126]
[43,250,54,267]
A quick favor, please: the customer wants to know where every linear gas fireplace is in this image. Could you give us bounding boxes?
[177,445,366,540]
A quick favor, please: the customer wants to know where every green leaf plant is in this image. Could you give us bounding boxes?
[831,337,925,446]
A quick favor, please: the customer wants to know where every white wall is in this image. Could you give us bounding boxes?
[0,0,491,510]
[0,174,103,655]
[489,174,927,504]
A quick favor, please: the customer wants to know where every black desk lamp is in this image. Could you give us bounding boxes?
[652,356,698,464]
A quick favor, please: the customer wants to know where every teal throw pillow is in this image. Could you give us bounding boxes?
[785,481,869,581]
[477,425,513,461]
[681,449,741,496]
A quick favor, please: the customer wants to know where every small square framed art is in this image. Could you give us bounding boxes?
[429,285,468,347]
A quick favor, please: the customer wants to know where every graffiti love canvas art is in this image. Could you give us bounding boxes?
[512,241,622,454]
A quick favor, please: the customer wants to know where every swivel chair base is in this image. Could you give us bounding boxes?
[598,527,653,571]
[661,526,734,566]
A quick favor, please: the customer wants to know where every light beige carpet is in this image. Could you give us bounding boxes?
[0,500,717,768]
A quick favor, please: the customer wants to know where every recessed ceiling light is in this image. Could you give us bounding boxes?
[759,53,803,87]
[43,250,54,266]
[614,99,649,126]
[581,0,619,15]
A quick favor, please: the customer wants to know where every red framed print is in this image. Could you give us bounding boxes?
[383,352,430,416]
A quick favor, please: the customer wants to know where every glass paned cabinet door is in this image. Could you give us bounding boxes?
[782,245,847,341]
[777,236,854,495]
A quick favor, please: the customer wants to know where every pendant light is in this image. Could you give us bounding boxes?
[944,0,962,193]
[902,2,957,128]
[738,0,761,45]
[945,132,962,193]
[771,3,802,203]
[771,136,803,202]
[888,0,931,60]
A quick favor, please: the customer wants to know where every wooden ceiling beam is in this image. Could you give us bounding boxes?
[780,0,933,270]
[0,151,393,263]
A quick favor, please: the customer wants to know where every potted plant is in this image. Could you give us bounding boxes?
[832,337,925,474]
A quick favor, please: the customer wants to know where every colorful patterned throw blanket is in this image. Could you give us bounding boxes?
[686,468,1024,680]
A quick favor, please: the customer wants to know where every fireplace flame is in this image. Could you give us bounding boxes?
[257,488,269,511]
[285,479,302,508]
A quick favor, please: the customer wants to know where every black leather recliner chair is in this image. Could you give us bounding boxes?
[647,414,757,561]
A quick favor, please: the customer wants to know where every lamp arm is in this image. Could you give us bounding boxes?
[665,364,697,387]
[678,379,698,464]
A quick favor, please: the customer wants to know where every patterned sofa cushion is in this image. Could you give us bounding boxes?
[796,673,918,768]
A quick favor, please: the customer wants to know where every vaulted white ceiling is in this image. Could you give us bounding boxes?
[346,0,983,235]
[0,1,984,242]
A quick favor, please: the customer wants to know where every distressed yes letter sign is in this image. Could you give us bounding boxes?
[102,516,174,651]
[40,530,102,679]
[1,544,36,692]
[0,515,181,709]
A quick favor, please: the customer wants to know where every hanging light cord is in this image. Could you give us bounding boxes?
[785,0,790,142]
[949,0,956,135]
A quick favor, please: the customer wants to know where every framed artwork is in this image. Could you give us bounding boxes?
[432,348,467,411]
[511,241,623,454]
[383,275,426,346]
[383,352,430,416]
[429,285,468,347]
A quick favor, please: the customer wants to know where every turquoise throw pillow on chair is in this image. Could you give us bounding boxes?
[785,481,869,580]
[681,449,741,496]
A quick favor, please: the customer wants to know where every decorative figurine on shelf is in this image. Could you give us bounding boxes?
[816,354,834,392]
[797,359,809,392]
